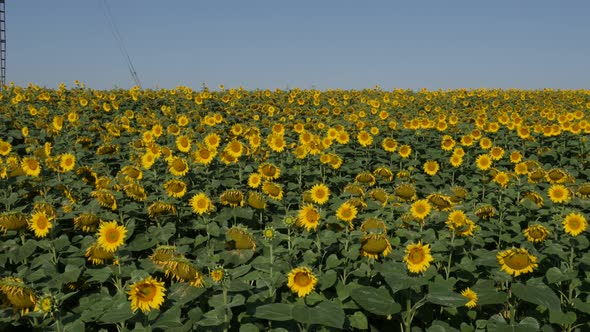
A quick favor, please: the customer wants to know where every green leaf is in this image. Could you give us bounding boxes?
[153,306,183,329]
[86,267,112,283]
[62,264,82,283]
[350,286,401,316]
[325,254,340,269]
[511,280,561,312]
[99,299,135,324]
[472,280,509,306]
[572,298,590,314]
[549,310,576,325]
[254,303,293,321]
[376,261,428,293]
[427,320,461,332]
[320,270,337,291]
[313,301,345,329]
[348,311,368,330]
[545,267,575,284]
[239,323,260,332]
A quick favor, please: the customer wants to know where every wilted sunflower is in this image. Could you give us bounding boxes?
[355,172,376,186]
[410,199,431,221]
[287,267,317,298]
[360,217,387,234]
[127,276,166,313]
[475,204,496,220]
[189,192,214,215]
[497,248,538,277]
[427,194,453,211]
[28,211,53,238]
[0,277,38,315]
[563,212,587,236]
[545,169,570,184]
[520,191,544,207]
[124,183,147,201]
[220,189,245,207]
[360,234,392,259]
[576,183,590,198]
[527,169,546,184]
[90,190,117,210]
[226,226,256,250]
[163,179,188,198]
[147,202,177,219]
[59,153,76,172]
[373,166,394,181]
[258,162,281,180]
[161,258,205,287]
[395,183,417,202]
[369,188,389,206]
[403,241,434,274]
[97,221,127,252]
[523,225,550,243]
[247,191,267,210]
[548,184,571,204]
[85,242,116,265]
[296,204,320,231]
[262,181,283,201]
[309,183,330,205]
[168,157,190,177]
[461,288,478,309]
[73,213,101,232]
[0,212,28,233]
[344,183,365,198]
[21,157,41,177]
[423,160,440,176]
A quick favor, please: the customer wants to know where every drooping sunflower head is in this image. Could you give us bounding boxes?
[369,188,389,206]
[73,213,101,232]
[373,166,394,181]
[360,217,387,234]
[395,183,417,202]
[287,267,318,298]
[519,191,544,207]
[149,245,178,266]
[127,276,166,313]
[161,258,205,288]
[163,179,188,198]
[360,234,392,260]
[220,189,245,208]
[355,172,376,186]
[90,190,117,210]
[258,163,281,180]
[147,202,177,219]
[497,248,538,277]
[576,183,590,198]
[546,168,570,184]
[563,212,587,237]
[527,169,546,184]
[96,221,127,252]
[247,191,267,210]
[0,277,38,315]
[461,288,478,309]
[403,241,434,274]
[475,204,496,220]
[523,224,550,243]
[0,212,28,233]
[427,193,453,211]
[344,184,365,198]
[124,183,147,202]
[226,225,256,251]
[85,242,116,265]
[262,181,283,201]
[450,186,468,203]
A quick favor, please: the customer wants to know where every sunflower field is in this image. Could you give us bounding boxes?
[1,83,590,331]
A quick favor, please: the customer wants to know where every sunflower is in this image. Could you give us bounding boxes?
[427,193,453,211]
[262,181,283,201]
[441,135,456,151]
[369,188,389,206]
[360,234,392,259]
[227,226,256,250]
[514,162,528,175]
[210,266,226,283]
[0,277,38,315]
[373,166,394,181]
[97,221,127,252]
[382,137,398,152]
[403,241,434,274]
[175,135,191,153]
[357,131,373,147]
[28,211,53,238]
[21,157,41,177]
[497,248,538,277]
[58,153,76,172]
[161,258,205,288]
[127,276,166,313]
[479,137,492,150]
[168,157,189,177]
[124,183,147,201]
[267,134,286,153]
[163,179,187,198]
[258,163,281,180]
[141,152,156,169]
[528,169,546,183]
[395,183,417,202]
[336,202,358,224]
[296,204,320,231]
[398,145,412,158]
[85,242,116,265]
[410,199,431,221]
[220,189,245,207]
[450,154,463,168]
[520,191,544,207]
[245,173,261,189]
[120,165,143,181]
[461,288,478,309]
[493,171,510,188]
[548,184,571,204]
[355,172,376,186]
[577,183,590,198]
[91,190,118,210]
[475,204,496,220]
[563,212,587,236]
[509,151,523,163]
[546,169,570,184]
[147,202,177,219]
[523,225,550,243]
[344,184,365,198]
[193,147,216,166]
[423,160,440,176]
[489,146,505,161]
[475,154,492,171]
[287,267,317,298]
[0,212,28,233]
[73,213,101,232]
[309,183,330,205]
[189,192,214,215]
[247,191,267,210]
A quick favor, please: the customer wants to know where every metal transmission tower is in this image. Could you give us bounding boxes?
[0,0,5,89]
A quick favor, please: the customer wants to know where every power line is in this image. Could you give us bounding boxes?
[100,0,142,88]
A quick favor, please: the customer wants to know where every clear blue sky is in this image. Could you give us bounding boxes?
[8,0,590,90]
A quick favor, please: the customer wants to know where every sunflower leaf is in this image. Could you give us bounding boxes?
[350,286,401,316]
[511,280,561,312]
[253,303,293,321]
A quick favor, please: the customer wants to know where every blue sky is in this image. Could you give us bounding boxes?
[8,0,590,90]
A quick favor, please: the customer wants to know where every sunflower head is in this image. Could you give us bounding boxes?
[410,199,431,221]
[373,166,394,181]
[96,221,127,252]
[360,234,392,259]
[247,191,267,210]
[220,189,245,207]
[548,184,572,204]
[262,181,283,201]
[287,267,318,298]
[189,192,214,215]
[127,276,166,313]
[0,212,28,233]
[258,163,281,180]
[226,225,256,251]
[395,183,417,202]
[497,248,538,277]
[296,204,321,232]
[355,172,376,186]
[563,212,587,237]
[29,211,53,238]
[403,241,434,274]
[427,193,453,211]
[461,288,478,309]
[360,217,387,234]
[309,183,330,205]
[523,224,550,243]
[147,202,177,219]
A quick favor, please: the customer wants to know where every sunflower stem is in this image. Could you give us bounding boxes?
[222,286,229,331]
[445,232,455,280]
[316,231,323,273]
